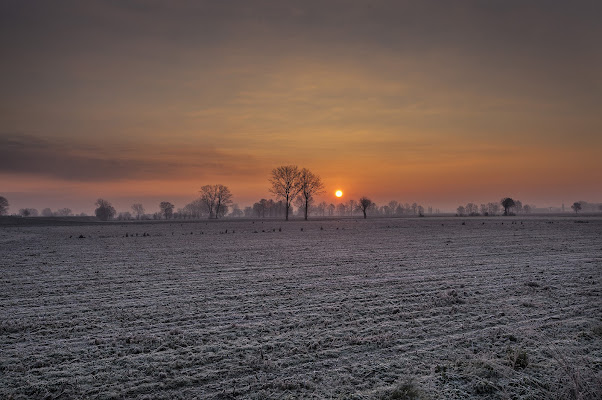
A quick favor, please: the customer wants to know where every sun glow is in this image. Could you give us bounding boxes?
[335,190,343,198]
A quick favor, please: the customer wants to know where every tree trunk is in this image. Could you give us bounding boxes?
[304,198,308,220]
[285,195,289,221]
[363,209,367,219]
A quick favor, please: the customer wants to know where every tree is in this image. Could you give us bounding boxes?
[457,206,465,216]
[230,204,243,217]
[501,198,516,216]
[411,202,418,215]
[357,197,373,219]
[200,185,217,218]
[214,185,233,219]
[182,199,207,219]
[56,208,72,216]
[132,203,145,219]
[523,204,532,214]
[317,201,327,216]
[95,199,116,221]
[269,165,302,221]
[253,199,268,218]
[159,201,175,219]
[571,202,582,214]
[199,184,233,219]
[487,202,500,216]
[42,208,53,217]
[118,212,132,220]
[297,168,325,220]
[514,200,523,214]
[388,200,399,216]
[465,203,478,215]
[0,196,8,215]
[19,208,38,217]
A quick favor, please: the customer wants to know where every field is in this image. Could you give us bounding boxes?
[1,217,601,399]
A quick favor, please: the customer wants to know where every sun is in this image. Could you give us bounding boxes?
[335,190,343,198]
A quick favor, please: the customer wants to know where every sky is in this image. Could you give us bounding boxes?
[1,0,601,214]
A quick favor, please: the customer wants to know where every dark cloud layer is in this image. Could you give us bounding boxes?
[0,133,261,182]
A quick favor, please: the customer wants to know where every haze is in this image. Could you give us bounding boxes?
[1,1,601,214]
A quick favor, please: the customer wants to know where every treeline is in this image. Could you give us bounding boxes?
[243,199,436,219]
[456,198,535,216]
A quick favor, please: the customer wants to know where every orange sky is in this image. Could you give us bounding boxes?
[1,1,601,214]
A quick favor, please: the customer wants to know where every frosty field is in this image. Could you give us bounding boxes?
[1,217,601,399]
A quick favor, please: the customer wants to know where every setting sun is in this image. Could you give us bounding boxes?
[335,190,343,198]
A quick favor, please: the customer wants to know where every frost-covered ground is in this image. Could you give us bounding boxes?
[1,217,601,399]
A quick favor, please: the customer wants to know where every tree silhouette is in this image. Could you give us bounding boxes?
[159,201,175,219]
[214,185,233,218]
[571,202,582,214]
[200,184,233,219]
[357,197,373,219]
[269,165,302,221]
[501,198,515,216]
[131,203,145,219]
[298,168,325,220]
[95,199,116,221]
[0,196,8,215]
[56,208,72,216]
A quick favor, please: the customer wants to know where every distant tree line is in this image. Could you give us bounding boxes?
[456,198,536,216]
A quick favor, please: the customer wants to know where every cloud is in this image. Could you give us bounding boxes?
[0,133,263,182]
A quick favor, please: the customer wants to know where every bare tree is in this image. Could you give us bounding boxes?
[514,200,523,214]
[200,185,217,218]
[571,202,582,214]
[182,199,207,219]
[159,201,175,219]
[95,199,116,221]
[297,168,325,220]
[199,184,233,219]
[253,199,268,218]
[56,208,72,216]
[388,200,399,216]
[411,202,418,215]
[214,185,233,218]
[118,212,132,220]
[501,198,515,216]
[523,204,532,214]
[357,197,373,219]
[317,201,327,216]
[465,203,478,215]
[0,196,8,216]
[487,202,500,216]
[131,203,145,219]
[42,208,53,217]
[457,206,465,216]
[269,165,302,221]
[230,204,243,217]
